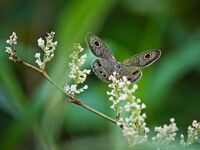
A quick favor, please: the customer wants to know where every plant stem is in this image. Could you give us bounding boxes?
[43,72,118,125]
[21,60,119,126]
[22,61,43,73]
[68,99,117,124]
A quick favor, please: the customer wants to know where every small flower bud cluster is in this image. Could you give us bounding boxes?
[64,43,90,96]
[35,31,57,69]
[107,73,129,115]
[5,32,20,62]
[107,73,149,146]
[6,32,17,45]
[152,118,178,145]
[180,120,200,146]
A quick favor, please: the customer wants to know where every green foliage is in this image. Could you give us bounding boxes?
[0,0,200,149]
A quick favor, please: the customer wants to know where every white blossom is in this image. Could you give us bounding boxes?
[64,43,90,96]
[5,32,20,62]
[152,118,178,144]
[70,84,77,92]
[107,72,149,146]
[37,38,45,48]
[35,31,57,69]
[35,52,41,58]
[141,103,146,109]
[5,32,17,49]
[180,120,200,146]
[64,84,70,92]
[6,32,17,45]
[5,47,13,55]
[34,53,44,68]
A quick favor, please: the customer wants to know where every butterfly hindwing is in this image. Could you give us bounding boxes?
[92,58,115,83]
[118,65,142,83]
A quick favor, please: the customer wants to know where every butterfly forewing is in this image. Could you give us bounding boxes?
[86,33,116,62]
[122,49,161,67]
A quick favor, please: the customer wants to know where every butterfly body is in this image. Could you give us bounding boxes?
[86,32,161,83]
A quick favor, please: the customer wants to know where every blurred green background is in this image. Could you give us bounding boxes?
[0,0,200,149]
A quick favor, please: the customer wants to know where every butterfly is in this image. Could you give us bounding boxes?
[86,32,161,83]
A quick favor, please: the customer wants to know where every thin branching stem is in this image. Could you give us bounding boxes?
[21,60,119,126]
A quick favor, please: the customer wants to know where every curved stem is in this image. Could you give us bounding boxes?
[43,72,118,125]
[21,60,119,126]
[68,99,117,124]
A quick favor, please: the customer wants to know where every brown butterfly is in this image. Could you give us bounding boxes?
[86,32,161,83]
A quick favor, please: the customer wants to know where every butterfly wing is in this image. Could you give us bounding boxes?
[86,32,116,62]
[118,65,142,83]
[92,58,115,83]
[122,49,161,67]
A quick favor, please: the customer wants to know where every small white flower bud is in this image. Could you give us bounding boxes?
[5,47,13,55]
[35,53,41,58]
[70,85,77,92]
[170,118,175,123]
[38,38,45,48]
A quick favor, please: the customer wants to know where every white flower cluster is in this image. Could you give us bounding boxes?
[35,31,57,69]
[5,32,19,61]
[152,118,178,144]
[64,43,90,96]
[107,73,128,115]
[6,32,17,45]
[107,72,149,146]
[180,120,200,146]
